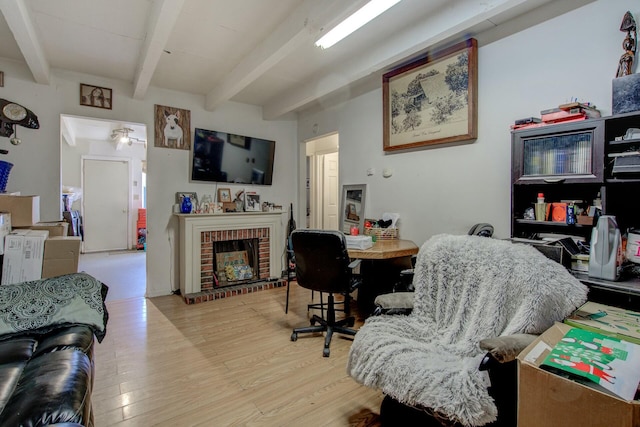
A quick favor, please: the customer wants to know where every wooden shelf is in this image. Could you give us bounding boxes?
[515,219,590,227]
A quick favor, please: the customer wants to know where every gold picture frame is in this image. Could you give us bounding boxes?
[383,38,477,151]
[217,188,232,203]
[80,83,112,109]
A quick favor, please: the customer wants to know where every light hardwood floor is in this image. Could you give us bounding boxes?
[93,284,384,426]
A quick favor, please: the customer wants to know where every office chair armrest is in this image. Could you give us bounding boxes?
[371,292,414,316]
[478,333,538,364]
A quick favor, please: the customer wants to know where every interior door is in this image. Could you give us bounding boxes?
[322,152,339,230]
[82,158,129,252]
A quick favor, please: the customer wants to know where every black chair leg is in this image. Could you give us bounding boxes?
[291,294,357,357]
[285,279,291,313]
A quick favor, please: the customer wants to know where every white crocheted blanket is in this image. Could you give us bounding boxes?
[347,234,588,426]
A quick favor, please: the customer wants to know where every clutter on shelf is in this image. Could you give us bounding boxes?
[511,100,601,131]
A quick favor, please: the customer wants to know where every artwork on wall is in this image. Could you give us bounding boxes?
[154,104,191,150]
[80,84,112,109]
[383,38,478,151]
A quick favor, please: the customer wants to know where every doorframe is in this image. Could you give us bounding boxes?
[304,133,339,230]
[81,155,132,252]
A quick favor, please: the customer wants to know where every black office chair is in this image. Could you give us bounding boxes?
[289,229,360,357]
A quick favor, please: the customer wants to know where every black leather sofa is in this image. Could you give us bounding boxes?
[0,325,96,426]
[0,272,108,427]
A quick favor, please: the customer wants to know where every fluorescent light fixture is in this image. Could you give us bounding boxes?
[315,0,402,49]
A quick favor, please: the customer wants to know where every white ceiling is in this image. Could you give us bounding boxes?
[0,0,595,140]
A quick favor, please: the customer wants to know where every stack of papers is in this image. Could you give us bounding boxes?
[345,235,373,250]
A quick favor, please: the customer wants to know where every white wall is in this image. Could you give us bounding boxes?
[298,0,631,247]
[0,60,297,297]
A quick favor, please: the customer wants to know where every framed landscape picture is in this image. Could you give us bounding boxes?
[383,38,478,151]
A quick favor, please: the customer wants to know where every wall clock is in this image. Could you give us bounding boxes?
[2,103,27,122]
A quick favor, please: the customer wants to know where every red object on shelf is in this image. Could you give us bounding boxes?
[541,111,587,123]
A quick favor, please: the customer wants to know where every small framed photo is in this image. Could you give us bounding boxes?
[80,83,112,109]
[218,188,232,203]
[245,191,261,212]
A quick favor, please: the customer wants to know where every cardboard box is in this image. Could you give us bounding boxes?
[1,229,48,285]
[0,212,10,256]
[42,236,81,279]
[518,323,640,427]
[15,221,69,237]
[565,302,640,345]
[0,195,40,227]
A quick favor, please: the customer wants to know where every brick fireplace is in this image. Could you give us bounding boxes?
[177,212,286,304]
[200,227,270,290]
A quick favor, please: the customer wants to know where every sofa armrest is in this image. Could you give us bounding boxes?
[479,333,538,364]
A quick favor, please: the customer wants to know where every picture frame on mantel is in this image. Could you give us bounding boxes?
[383,38,478,152]
[217,188,232,203]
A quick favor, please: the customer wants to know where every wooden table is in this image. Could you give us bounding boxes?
[347,239,420,313]
[348,239,419,259]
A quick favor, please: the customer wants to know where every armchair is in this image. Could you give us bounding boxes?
[347,234,588,426]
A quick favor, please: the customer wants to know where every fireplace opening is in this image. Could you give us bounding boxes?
[213,238,260,287]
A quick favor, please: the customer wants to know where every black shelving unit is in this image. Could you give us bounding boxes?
[511,112,640,241]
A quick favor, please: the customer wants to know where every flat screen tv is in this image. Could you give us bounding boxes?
[191,128,276,185]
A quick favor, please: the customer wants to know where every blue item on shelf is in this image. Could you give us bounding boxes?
[0,160,13,193]
[180,196,192,213]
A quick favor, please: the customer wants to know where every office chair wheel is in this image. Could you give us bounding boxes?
[291,332,298,341]
[323,347,330,357]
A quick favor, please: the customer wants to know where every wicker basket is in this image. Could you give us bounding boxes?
[364,227,399,240]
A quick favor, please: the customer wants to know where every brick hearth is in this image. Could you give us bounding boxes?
[183,277,287,304]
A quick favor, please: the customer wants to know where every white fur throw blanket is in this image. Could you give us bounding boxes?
[346,234,588,426]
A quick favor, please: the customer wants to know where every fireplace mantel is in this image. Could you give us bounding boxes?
[177,212,285,297]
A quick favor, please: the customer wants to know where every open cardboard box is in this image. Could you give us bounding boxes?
[517,322,640,427]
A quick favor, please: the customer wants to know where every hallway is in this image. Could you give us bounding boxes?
[78,250,146,302]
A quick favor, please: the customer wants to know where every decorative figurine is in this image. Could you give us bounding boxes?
[616,11,637,78]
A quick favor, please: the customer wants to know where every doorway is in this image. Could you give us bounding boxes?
[306,133,339,230]
[60,115,147,298]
